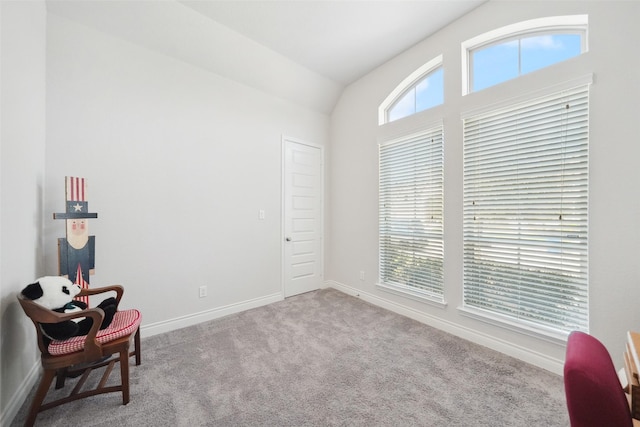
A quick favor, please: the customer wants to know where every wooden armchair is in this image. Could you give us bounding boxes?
[17,285,141,427]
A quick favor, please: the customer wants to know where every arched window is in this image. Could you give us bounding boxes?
[462,15,588,94]
[379,55,443,125]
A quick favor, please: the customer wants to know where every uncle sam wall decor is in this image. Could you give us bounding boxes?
[53,177,98,305]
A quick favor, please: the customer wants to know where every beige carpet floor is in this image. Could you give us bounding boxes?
[11,288,569,426]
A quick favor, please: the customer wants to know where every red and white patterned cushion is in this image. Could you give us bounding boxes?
[48,309,141,356]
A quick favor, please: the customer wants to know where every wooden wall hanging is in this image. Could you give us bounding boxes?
[53,177,97,305]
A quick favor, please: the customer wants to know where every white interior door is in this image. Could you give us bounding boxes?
[283,137,323,297]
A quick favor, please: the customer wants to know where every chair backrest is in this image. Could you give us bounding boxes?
[564,331,633,427]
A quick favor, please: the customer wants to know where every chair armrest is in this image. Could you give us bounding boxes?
[78,285,124,306]
[17,293,105,325]
[42,306,105,325]
[74,307,105,359]
[47,307,106,356]
[17,293,107,358]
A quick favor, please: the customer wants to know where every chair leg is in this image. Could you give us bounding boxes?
[55,368,67,389]
[134,328,141,366]
[119,347,130,405]
[25,369,56,427]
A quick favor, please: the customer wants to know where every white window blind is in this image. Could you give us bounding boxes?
[463,84,589,335]
[379,125,444,300]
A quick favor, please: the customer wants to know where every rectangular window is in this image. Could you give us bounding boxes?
[462,85,589,336]
[379,125,444,302]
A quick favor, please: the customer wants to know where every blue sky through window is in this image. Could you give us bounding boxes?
[388,68,443,122]
[416,68,444,112]
[472,33,582,92]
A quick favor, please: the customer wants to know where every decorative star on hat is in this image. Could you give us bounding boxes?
[53,177,98,220]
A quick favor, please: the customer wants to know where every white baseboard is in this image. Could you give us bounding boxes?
[325,280,564,375]
[140,292,284,337]
[1,360,41,427]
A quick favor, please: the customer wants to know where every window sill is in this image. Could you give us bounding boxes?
[376,282,447,309]
[457,305,570,345]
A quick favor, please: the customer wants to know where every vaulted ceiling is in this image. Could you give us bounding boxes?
[179,1,485,86]
[46,0,485,113]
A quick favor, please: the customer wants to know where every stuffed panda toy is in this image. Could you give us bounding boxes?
[21,276,117,341]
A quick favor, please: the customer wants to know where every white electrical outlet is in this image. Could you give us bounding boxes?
[359,271,365,281]
[199,285,207,298]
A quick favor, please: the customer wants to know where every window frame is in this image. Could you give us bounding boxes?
[378,123,445,305]
[461,15,588,95]
[460,76,592,341]
[379,55,443,125]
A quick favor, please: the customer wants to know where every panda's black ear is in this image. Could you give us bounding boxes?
[21,282,44,301]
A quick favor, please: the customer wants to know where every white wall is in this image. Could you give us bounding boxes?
[0,1,47,423]
[2,5,331,422]
[329,0,640,374]
[44,12,330,330]
[45,0,342,115]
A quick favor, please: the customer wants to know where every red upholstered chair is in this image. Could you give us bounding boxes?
[564,331,634,427]
[17,285,141,427]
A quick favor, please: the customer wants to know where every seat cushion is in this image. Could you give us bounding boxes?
[48,309,141,356]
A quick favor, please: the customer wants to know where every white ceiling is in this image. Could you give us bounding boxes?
[179,1,484,85]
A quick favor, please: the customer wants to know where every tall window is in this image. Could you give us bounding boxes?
[379,55,443,125]
[462,83,589,336]
[379,125,444,302]
[462,15,588,94]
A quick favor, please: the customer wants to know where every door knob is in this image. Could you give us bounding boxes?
[285,237,291,242]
